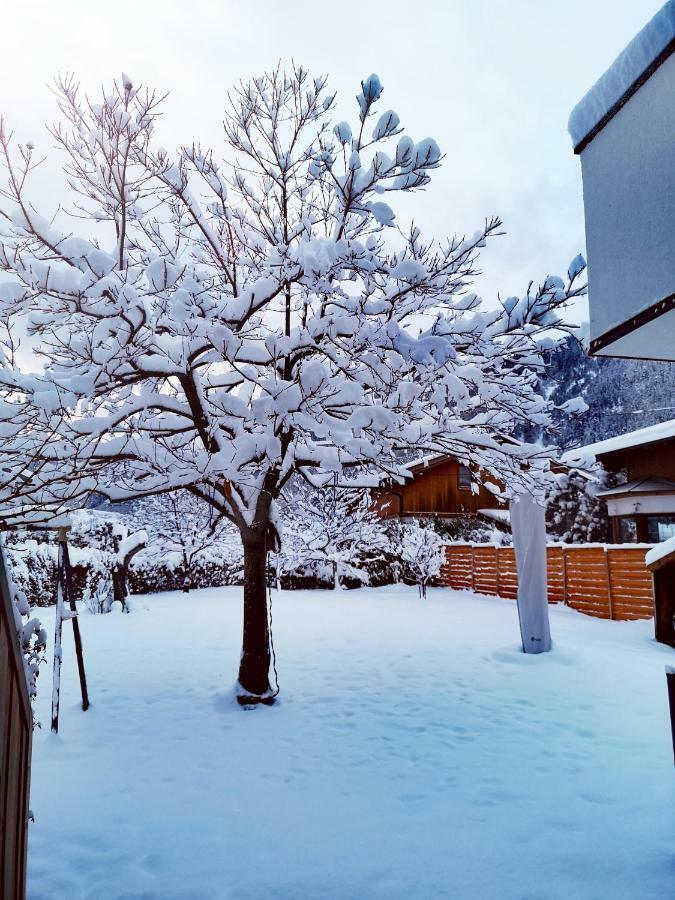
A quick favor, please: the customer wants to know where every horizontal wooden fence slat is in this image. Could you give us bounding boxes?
[438,543,656,623]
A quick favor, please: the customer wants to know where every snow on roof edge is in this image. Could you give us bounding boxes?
[562,418,675,463]
[569,1,675,150]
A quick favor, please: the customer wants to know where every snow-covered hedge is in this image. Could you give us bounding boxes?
[4,513,506,607]
[129,552,244,594]
[4,537,245,605]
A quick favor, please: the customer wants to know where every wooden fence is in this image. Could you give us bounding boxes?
[0,550,32,900]
[439,543,655,621]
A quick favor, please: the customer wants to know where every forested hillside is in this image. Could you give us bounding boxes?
[539,335,675,450]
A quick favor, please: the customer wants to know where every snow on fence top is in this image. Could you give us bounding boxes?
[569,0,675,150]
[444,541,654,550]
[562,417,675,464]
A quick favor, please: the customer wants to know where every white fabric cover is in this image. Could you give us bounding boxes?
[510,493,551,654]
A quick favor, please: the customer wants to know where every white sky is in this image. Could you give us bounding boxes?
[0,0,664,318]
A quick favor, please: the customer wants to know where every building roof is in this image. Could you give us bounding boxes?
[562,418,675,464]
[569,1,675,151]
[597,477,675,498]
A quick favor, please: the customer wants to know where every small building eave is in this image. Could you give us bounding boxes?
[569,1,675,153]
[597,477,675,499]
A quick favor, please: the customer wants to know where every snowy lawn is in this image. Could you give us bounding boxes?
[27,585,675,900]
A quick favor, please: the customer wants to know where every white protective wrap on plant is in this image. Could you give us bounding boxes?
[510,493,551,654]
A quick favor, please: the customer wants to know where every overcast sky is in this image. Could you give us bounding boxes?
[0,0,664,320]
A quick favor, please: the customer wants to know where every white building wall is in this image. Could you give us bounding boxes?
[580,50,675,360]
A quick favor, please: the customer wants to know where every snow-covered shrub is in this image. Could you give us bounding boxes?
[81,562,114,614]
[5,537,58,608]
[70,510,146,613]
[389,519,445,597]
[276,486,388,589]
[434,516,511,546]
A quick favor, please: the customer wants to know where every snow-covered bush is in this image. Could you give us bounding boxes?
[276,485,388,589]
[389,519,445,597]
[69,510,146,613]
[0,66,586,700]
[5,537,57,608]
[434,516,511,546]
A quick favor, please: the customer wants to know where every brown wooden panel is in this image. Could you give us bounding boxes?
[446,545,473,590]
[607,548,654,620]
[473,546,498,595]
[3,686,18,900]
[496,548,518,599]
[0,549,32,900]
[564,547,610,617]
[0,634,8,882]
[17,725,29,900]
[546,547,566,603]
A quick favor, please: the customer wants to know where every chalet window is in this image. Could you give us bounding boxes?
[617,516,637,543]
[458,464,472,491]
[647,515,675,543]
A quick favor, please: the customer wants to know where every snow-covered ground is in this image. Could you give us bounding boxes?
[27,586,675,900]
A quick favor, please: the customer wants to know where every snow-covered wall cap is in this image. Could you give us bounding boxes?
[645,533,675,569]
[561,417,675,464]
[569,0,675,151]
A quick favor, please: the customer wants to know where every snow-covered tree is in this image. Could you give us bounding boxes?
[132,491,240,592]
[277,484,387,589]
[545,467,610,544]
[0,68,586,703]
[391,519,445,597]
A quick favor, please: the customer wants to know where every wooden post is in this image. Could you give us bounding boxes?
[51,529,89,733]
[666,667,675,765]
[470,545,475,592]
[61,538,89,711]
[605,548,614,620]
[50,540,66,734]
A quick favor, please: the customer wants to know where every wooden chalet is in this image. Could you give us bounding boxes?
[371,455,504,521]
[564,419,675,544]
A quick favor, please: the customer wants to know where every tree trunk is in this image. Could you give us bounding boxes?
[111,565,128,612]
[237,529,273,704]
[181,552,190,592]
